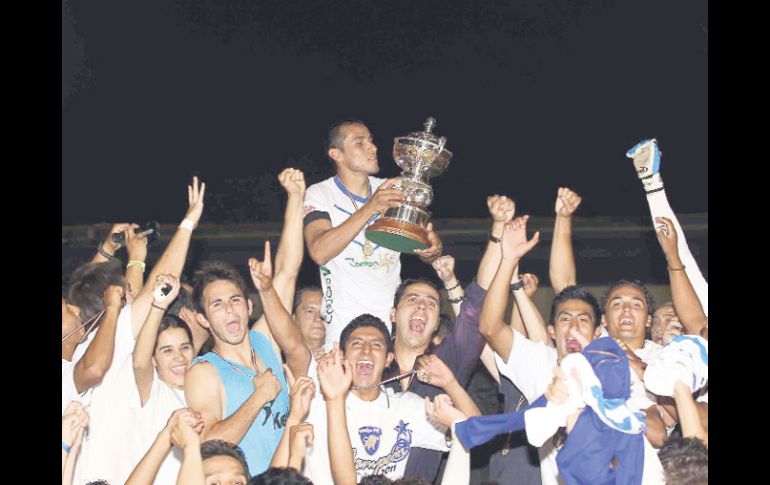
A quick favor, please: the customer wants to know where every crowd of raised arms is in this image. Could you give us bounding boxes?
[62,121,707,485]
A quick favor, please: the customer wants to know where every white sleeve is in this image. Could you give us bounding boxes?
[645,189,708,315]
[62,360,92,415]
[404,393,450,452]
[304,184,330,217]
[493,329,556,403]
[99,304,137,389]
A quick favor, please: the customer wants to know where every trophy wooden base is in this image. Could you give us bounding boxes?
[365,218,429,253]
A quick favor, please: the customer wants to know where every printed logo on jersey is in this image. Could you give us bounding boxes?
[354,420,413,476]
[358,426,382,455]
[303,204,318,216]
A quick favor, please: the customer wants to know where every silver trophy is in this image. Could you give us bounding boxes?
[365,117,452,253]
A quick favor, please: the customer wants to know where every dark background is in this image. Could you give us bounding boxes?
[62,0,707,225]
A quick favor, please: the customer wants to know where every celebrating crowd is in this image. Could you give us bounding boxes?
[62,120,707,485]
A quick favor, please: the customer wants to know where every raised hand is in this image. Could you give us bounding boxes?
[365,177,404,215]
[103,284,126,310]
[184,176,206,227]
[100,223,131,255]
[167,407,204,448]
[425,394,467,428]
[62,401,89,448]
[152,273,180,309]
[288,376,317,423]
[501,216,540,261]
[317,344,353,401]
[289,422,315,461]
[125,223,148,262]
[520,273,539,299]
[414,222,443,262]
[487,195,516,223]
[248,241,273,293]
[416,354,456,389]
[278,168,306,196]
[253,368,282,404]
[555,187,582,217]
[654,216,679,258]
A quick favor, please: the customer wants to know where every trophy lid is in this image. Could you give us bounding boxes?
[393,117,453,178]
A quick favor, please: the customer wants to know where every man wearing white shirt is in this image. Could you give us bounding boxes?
[303,120,443,347]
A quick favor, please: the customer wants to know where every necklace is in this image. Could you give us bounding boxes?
[351,369,416,391]
[211,347,261,379]
[336,176,376,258]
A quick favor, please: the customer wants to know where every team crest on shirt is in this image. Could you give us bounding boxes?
[358,426,382,455]
[303,204,317,216]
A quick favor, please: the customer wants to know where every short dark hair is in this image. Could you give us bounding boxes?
[549,285,601,328]
[340,314,394,354]
[393,477,431,485]
[155,314,194,352]
[600,279,656,315]
[192,261,249,315]
[66,260,125,322]
[200,440,250,479]
[658,436,708,485]
[84,481,110,485]
[292,286,323,313]
[434,313,455,340]
[393,278,441,308]
[167,285,195,318]
[326,118,367,158]
[248,467,314,485]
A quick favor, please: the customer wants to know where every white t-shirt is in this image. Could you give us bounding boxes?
[62,358,92,415]
[73,304,139,485]
[304,176,401,347]
[493,331,664,485]
[302,370,448,484]
[129,369,187,485]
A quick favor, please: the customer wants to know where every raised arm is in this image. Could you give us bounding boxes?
[62,401,89,485]
[73,285,125,393]
[424,395,470,485]
[124,223,149,303]
[416,354,481,418]
[253,169,307,350]
[304,177,403,266]
[126,408,204,485]
[133,274,181,406]
[185,361,282,444]
[432,255,464,317]
[655,217,707,335]
[318,346,356,485]
[132,177,205,337]
[511,271,552,347]
[476,195,515,289]
[269,375,316,468]
[549,187,582,293]
[479,217,540,361]
[250,241,312,378]
[90,223,129,264]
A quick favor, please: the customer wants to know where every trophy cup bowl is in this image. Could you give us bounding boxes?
[365,117,453,253]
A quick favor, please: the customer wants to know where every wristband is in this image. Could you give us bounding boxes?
[510,279,525,292]
[127,260,146,272]
[97,244,117,261]
[448,295,466,304]
[62,441,72,453]
[667,265,686,271]
[488,232,502,244]
[179,218,196,231]
[151,303,168,312]
[444,282,461,292]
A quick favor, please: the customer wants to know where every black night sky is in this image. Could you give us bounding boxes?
[62,0,707,225]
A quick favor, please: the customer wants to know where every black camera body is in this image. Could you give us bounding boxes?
[112,221,161,246]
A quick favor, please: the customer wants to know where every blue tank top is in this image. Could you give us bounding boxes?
[193,331,289,476]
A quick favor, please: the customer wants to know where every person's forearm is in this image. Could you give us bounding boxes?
[512,288,552,346]
[176,443,205,485]
[133,305,166,405]
[327,398,357,485]
[201,393,270,444]
[73,304,121,392]
[307,207,378,266]
[132,223,193,336]
[274,194,305,279]
[644,406,667,449]
[444,380,481,417]
[549,214,577,293]
[666,253,707,335]
[674,383,708,443]
[62,449,78,485]
[444,276,464,318]
[475,221,504,290]
[440,423,470,485]
[125,269,144,301]
[259,287,311,377]
[125,431,172,485]
[269,415,302,468]
[479,257,517,344]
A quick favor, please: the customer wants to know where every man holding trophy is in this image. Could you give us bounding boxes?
[303,118,447,348]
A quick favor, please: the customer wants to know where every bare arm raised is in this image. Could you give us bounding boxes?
[549,187,581,293]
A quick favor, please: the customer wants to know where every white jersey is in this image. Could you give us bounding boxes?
[302,386,449,485]
[304,175,401,347]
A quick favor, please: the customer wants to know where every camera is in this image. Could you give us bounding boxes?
[112,221,161,246]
